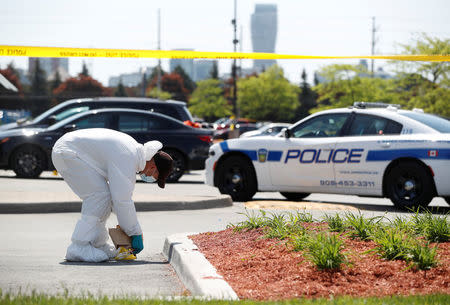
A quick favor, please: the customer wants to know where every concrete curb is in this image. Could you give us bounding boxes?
[163,233,239,300]
[0,195,233,214]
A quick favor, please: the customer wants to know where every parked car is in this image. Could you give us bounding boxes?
[0,97,197,131]
[240,123,292,138]
[205,102,450,209]
[214,118,257,130]
[0,108,213,182]
[213,123,258,141]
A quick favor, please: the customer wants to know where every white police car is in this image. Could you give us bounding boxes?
[205,102,450,209]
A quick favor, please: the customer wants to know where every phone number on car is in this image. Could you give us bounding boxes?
[320,180,375,187]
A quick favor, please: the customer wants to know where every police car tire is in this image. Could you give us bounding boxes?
[280,192,310,201]
[386,161,434,209]
[164,149,185,182]
[445,197,450,205]
[216,156,257,202]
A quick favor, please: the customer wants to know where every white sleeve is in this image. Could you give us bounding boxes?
[107,161,142,236]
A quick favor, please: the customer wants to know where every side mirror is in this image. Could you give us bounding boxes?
[283,128,291,138]
[63,124,76,133]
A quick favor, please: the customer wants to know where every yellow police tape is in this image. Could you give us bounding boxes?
[0,45,448,62]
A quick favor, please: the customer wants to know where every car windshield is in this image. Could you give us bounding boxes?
[30,101,74,123]
[399,112,450,133]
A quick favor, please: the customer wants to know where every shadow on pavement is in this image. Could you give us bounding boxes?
[60,260,168,266]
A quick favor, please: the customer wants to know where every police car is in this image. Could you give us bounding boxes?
[205,102,450,209]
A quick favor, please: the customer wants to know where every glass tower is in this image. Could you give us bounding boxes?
[251,4,277,72]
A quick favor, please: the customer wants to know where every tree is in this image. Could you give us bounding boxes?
[114,79,127,97]
[209,61,219,79]
[0,64,23,95]
[396,34,450,84]
[30,59,50,116]
[295,69,317,120]
[53,75,111,102]
[50,70,62,92]
[189,79,232,121]
[148,73,189,102]
[237,65,299,122]
[146,87,171,100]
[174,65,195,93]
[80,62,89,76]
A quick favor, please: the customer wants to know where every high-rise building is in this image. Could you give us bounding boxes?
[169,49,194,80]
[251,4,277,72]
[28,58,70,81]
[193,60,217,82]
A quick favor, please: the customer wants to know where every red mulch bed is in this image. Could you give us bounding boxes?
[189,226,450,300]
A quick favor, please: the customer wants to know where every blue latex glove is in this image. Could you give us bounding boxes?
[131,235,144,255]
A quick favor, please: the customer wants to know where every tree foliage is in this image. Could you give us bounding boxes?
[148,73,189,102]
[146,87,171,100]
[395,34,450,84]
[0,64,23,95]
[30,59,50,115]
[114,79,128,97]
[174,65,195,93]
[210,61,219,79]
[189,79,232,121]
[296,69,317,119]
[237,65,299,121]
[53,75,111,102]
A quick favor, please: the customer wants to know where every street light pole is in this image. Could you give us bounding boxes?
[231,0,239,118]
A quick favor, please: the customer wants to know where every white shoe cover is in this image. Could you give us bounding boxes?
[66,243,109,262]
[98,244,118,259]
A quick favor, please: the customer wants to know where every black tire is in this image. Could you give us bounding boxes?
[216,156,257,201]
[444,197,450,206]
[164,149,185,182]
[11,145,46,178]
[385,161,434,210]
[280,192,310,201]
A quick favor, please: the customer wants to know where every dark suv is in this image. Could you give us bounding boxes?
[0,97,194,131]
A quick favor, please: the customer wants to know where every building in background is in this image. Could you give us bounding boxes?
[108,67,153,87]
[251,4,277,72]
[169,49,194,80]
[28,58,70,81]
[193,60,217,82]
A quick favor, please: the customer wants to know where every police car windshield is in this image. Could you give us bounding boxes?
[400,112,450,133]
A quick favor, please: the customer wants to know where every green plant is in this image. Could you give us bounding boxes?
[372,228,413,260]
[288,210,315,224]
[345,211,382,241]
[264,212,290,240]
[288,227,310,251]
[410,208,434,235]
[305,232,347,270]
[388,215,413,233]
[408,242,438,270]
[323,213,346,232]
[423,214,449,243]
[228,209,268,232]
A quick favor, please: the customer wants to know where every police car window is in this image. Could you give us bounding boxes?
[399,112,450,133]
[73,113,109,129]
[348,115,398,136]
[292,114,349,138]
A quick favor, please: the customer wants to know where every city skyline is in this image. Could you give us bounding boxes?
[1,0,448,86]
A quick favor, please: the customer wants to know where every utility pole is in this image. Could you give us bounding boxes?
[371,16,377,77]
[231,0,239,118]
[157,8,162,90]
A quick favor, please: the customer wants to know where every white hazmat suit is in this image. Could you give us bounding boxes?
[52,128,162,262]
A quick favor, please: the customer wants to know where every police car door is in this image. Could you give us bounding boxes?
[333,113,403,196]
[270,113,350,191]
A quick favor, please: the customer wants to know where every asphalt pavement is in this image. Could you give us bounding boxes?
[0,169,448,299]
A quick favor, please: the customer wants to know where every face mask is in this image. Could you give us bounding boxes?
[140,173,156,183]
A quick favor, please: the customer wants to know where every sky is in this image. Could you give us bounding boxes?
[1,0,449,86]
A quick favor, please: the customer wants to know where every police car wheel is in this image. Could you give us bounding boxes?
[280,192,310,201]
[216,156,257,201]
[386,161,434,210]
[11,145,45,178]
[444,197,450,205]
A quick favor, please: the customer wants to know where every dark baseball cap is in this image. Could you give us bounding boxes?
[153,151,173,188]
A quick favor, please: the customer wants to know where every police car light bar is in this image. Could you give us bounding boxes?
[353,102,401,109]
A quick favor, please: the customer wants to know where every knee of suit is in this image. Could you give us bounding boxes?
[71,214,108,245]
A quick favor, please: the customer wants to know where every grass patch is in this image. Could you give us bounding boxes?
[1,293,449,305]
[305,232,347,270]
